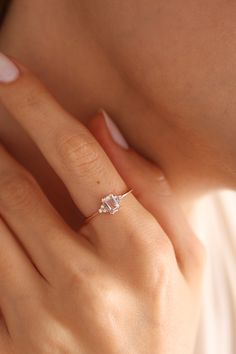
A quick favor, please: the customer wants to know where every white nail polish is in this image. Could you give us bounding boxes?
[101,109,129,150]
[0,52,19,83]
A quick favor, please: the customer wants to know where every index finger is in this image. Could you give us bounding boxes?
[0,53,138,224]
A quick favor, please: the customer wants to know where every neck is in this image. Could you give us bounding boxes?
[0,0,232,223]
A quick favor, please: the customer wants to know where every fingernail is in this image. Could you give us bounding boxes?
[100,109,129,150]
[0,52,20,83]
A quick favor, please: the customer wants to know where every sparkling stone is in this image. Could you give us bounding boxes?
[101,194,121,214]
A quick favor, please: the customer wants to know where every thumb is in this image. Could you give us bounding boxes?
[88,110,205,283]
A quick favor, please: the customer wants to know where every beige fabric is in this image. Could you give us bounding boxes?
[191,191,236,354]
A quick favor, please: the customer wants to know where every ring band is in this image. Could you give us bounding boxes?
[84,189,133,224]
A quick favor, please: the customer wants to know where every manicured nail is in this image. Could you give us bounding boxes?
[100,109,129,150]
[0,52,20,83]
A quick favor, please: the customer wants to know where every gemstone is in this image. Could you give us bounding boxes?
[100,194,121,214]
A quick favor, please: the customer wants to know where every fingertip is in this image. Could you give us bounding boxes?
[0,52,20,84]
[87,111,105,134]
[89,109,130,150]
[7,55,29,74]
[88,110,120,150]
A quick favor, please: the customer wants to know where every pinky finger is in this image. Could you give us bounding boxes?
[0,218,43,327]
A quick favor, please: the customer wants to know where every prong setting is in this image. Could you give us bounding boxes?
[83,190,133,224]
[99,194,121,215]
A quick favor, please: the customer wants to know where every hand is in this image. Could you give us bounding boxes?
[0,55,205,354]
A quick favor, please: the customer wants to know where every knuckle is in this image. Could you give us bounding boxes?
[147,236,174,282]
[135,238,174,295]
[125,212,158,241]
[128,214,173,257]
[25,88,42,109]
[153,171,171,192]
[147,170,172,197]
[127,219,174,278]
[56,133,102,176]
[156,177,172,196]
[17,80,46,112]
[0,171,37,211]
[67,261,100,291]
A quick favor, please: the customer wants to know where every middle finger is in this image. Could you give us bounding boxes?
[0,60,138,227]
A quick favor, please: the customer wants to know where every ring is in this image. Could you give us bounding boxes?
[84,189,133,224]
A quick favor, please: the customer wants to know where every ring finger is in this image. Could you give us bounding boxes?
[0,55,157,249]
[0,144,96,284]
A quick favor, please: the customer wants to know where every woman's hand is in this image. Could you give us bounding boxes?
[0,54,205,354]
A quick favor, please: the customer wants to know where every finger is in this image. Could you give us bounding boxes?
[0,55,128,220]
[0,217,42,317]
[89,112,206,281]
[0,54,155,252]
[0,144,96,283]
[0,317,12,354]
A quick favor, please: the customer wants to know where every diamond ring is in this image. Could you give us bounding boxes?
[84,189,133,224]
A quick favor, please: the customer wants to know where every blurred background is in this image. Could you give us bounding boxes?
[191,190,236,353]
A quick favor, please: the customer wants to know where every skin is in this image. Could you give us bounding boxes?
[0,0,236,220]
[0,62,205,353]
[0,0,234,352]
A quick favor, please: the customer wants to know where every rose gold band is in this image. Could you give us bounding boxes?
[83,189,133,225]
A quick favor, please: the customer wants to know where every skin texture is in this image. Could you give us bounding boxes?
[0,62,205,353]
[0,0,236,220]
[0,0,233,352]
